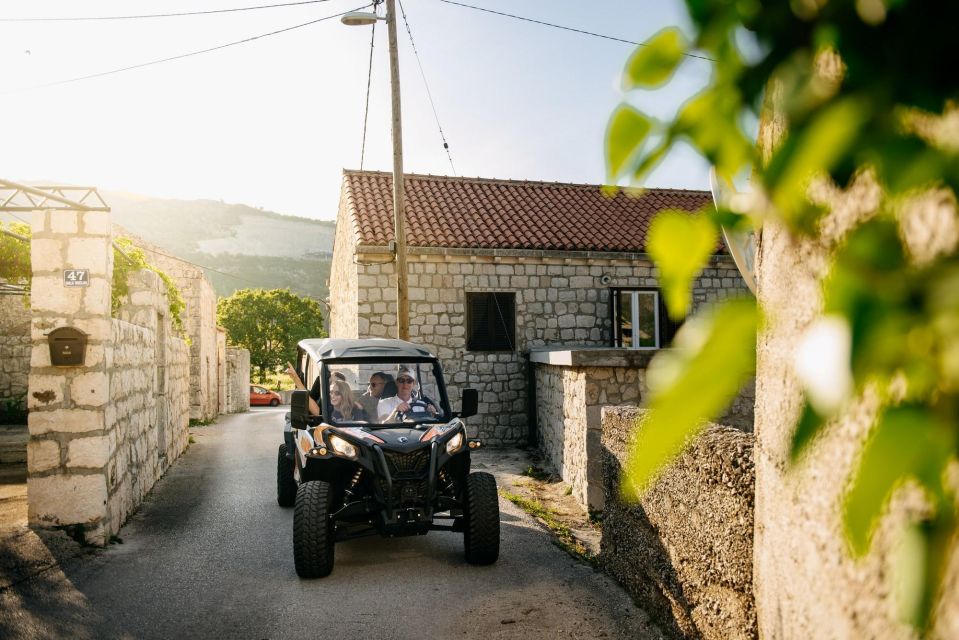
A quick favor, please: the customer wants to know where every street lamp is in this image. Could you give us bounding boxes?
[342,1,410,342]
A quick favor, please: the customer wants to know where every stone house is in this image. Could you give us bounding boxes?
[330,170,750,446]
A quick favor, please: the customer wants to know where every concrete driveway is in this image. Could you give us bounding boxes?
[0,408,661,639]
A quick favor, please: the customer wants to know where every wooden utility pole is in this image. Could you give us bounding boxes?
[385,0,409,341]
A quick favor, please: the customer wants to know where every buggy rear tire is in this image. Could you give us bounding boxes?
[293,481,335,578]
[463,472,500,565]
[270,398,280,407]
[276,444,296,507]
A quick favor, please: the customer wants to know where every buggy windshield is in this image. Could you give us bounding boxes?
[320,361,450,427]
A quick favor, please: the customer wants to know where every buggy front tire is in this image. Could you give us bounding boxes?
[293,481,335,578]
[463,472,500,565]
[276,444,296,507]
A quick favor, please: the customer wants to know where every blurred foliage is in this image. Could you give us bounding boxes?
[0,222,32,288]
[217,288,327,383]
[606,0,959,630]
[112,237,187,340]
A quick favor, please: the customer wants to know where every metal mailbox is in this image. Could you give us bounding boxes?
[47,327,88,366]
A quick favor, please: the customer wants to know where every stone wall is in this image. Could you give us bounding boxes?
[0,295,31,412]
[27,210,191,545]
[335,246,750,446]
[129,232,221,421]
[532,348,652,511]
[224,347,250,413]
[329,187,359,340]
[751,73,959,637]
[531,347,752,512]
[601,405,756,640]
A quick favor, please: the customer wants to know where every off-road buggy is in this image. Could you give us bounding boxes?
[277,338,500,578]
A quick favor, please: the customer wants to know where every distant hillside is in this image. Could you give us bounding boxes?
[102,190,335,301]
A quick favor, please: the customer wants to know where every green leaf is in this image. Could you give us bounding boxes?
[623,28,687,90]
[623,298,759,497]
[765,96,870,225]
[647,210,718,320]
[843,404,954,557]
[605,104,653,181]
[789,401,826,462]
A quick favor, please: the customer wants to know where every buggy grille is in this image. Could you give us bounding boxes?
[384,449,430,475]
[379,447,431,506]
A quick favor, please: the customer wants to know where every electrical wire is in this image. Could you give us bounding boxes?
[397,0,456,175]
[8,4,373,92]
[0,0,336,22]
[436,0,716,63]
[360,16,377,170]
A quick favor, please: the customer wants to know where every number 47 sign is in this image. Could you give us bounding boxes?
[63,269,89,287]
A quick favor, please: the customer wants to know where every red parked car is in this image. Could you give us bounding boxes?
[250,385,282,407]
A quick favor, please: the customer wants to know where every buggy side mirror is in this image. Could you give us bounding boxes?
[290,390,310,429]
[458,388,478,419]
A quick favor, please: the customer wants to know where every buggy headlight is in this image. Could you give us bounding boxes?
[446,431,464,455]
[329,434,357,459]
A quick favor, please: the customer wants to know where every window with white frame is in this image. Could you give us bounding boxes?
[611,288,682,349]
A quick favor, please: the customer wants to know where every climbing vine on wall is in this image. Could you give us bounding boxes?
[606,0,959,631]
[0,224,186,340]
[0,222,32,288]
[112,237,187,340]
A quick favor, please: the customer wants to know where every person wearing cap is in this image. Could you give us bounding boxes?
[377,367,437,422]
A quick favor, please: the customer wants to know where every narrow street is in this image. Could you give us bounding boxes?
[1,409,660,640]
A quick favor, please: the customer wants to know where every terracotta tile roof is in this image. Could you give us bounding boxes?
[342,170,715,253]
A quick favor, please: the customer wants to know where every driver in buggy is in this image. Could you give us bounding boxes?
[377,366,438,423]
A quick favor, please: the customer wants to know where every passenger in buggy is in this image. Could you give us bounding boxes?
[358,371,395,419]
[329,378,368,422]
[377,367,437,423]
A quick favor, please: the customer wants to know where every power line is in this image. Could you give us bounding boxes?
[398,0,456,175]
[436,0,716,63]
[0,0,336,22]
[8,4,373,92]
[360,14,377,170]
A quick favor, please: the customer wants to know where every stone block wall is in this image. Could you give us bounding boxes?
[532,349,652,511]
[601,405,756,640]
[130,233,220,422]
[28,209,115,542]
[27,210,191,545]
[0,295,31,412]
[328,189,359,340]
[224,347,250,413]
[532,347,752,512]
[336,246,750,446]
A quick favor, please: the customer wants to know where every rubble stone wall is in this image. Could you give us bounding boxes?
[601,405,756,640]
[0,295,31,412]
[336,246,749,446]
[532,348,751,512]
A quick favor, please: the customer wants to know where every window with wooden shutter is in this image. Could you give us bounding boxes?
[467,292,516,351]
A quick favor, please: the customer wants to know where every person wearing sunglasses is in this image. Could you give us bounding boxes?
[329,378,368,422]
[377,367,437,423]
[358,371,394,419]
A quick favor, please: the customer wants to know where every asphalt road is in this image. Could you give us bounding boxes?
[1,409,661,640]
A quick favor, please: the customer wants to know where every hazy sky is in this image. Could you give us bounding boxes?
[2,0,715,221]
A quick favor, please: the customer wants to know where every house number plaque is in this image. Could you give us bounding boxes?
[63,269,89,287]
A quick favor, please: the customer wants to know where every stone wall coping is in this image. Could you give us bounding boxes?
[529,346,657,368]
[357,243,736,265]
